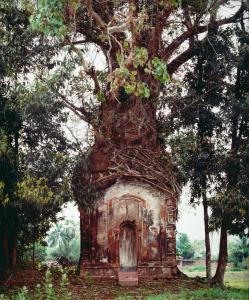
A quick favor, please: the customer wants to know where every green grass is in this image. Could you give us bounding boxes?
[114,275,249,300]
[116,288,249,300]
[144,288,249,300]
[184,265,206,272]
[230,267,245,272]
[180,267,249,289]
[172,268,249,299]
[225,271,249,290]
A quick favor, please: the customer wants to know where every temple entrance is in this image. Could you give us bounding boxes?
[119,221,137,271]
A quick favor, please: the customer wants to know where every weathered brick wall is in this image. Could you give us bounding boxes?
[80,180,178,278]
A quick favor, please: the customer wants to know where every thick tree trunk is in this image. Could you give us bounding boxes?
[86,96,162,190]
[211,221,228,287]
[202,191,212,280]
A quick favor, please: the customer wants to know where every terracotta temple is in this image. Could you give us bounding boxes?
[77,147,180,285]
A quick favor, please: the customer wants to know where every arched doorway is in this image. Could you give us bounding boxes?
[119,221,137,271]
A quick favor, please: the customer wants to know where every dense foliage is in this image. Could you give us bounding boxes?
[176,233,195,259]
[166,24,249,283]
[47,219,80,262]
[229,237,249,269]
[0,0,75,277]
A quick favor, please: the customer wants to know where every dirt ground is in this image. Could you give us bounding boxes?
[0,268,209,300]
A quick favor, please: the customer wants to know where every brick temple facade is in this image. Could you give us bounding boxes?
[79,180,178,281]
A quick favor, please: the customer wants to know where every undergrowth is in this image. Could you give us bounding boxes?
[0,269,71,300]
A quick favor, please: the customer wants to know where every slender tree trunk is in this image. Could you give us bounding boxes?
[11,237,17,268]
[77,209,85,274]
[32,242,35,269]
[211,221,228,287]
[0,229,5,278]
[7,226,17,269]
[202,191,212,280]
[10,231,17,268]
[1,225,9,277]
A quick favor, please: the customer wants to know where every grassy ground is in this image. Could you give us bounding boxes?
[180,266,249,290]
[1,267,249,299]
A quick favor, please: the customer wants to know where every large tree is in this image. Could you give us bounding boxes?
[29,0,247,283]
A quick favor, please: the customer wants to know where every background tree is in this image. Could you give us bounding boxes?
[166,26,234,280]
[192,240,205,260]
[0,0,75,278]
[48,221,75,257]
[47,219,80,262]
[209,25,249,286]
[168,24,249,286]
[228,237,249,269]
[176,233,195,259]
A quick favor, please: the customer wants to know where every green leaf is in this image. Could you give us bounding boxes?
[97,91,106,102]
[29,0,67,39]
[124,83,136,94]
[136,82,150,98]
[151,57,170,84]
[133,47,148,68]
[116,66,130,79]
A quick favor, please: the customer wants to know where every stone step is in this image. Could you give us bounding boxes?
[118,271,138,286]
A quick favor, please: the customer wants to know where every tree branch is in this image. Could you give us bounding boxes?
[86,0,129,34]
[86,66,101,95]
[149,6,174,56]
[182,5,194,48]
[162,1,247,62]
[53,90,96,127]
[108,22,129,34]
[167,40,203,75]
[86,0,107,31]
[72,39,88,45]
